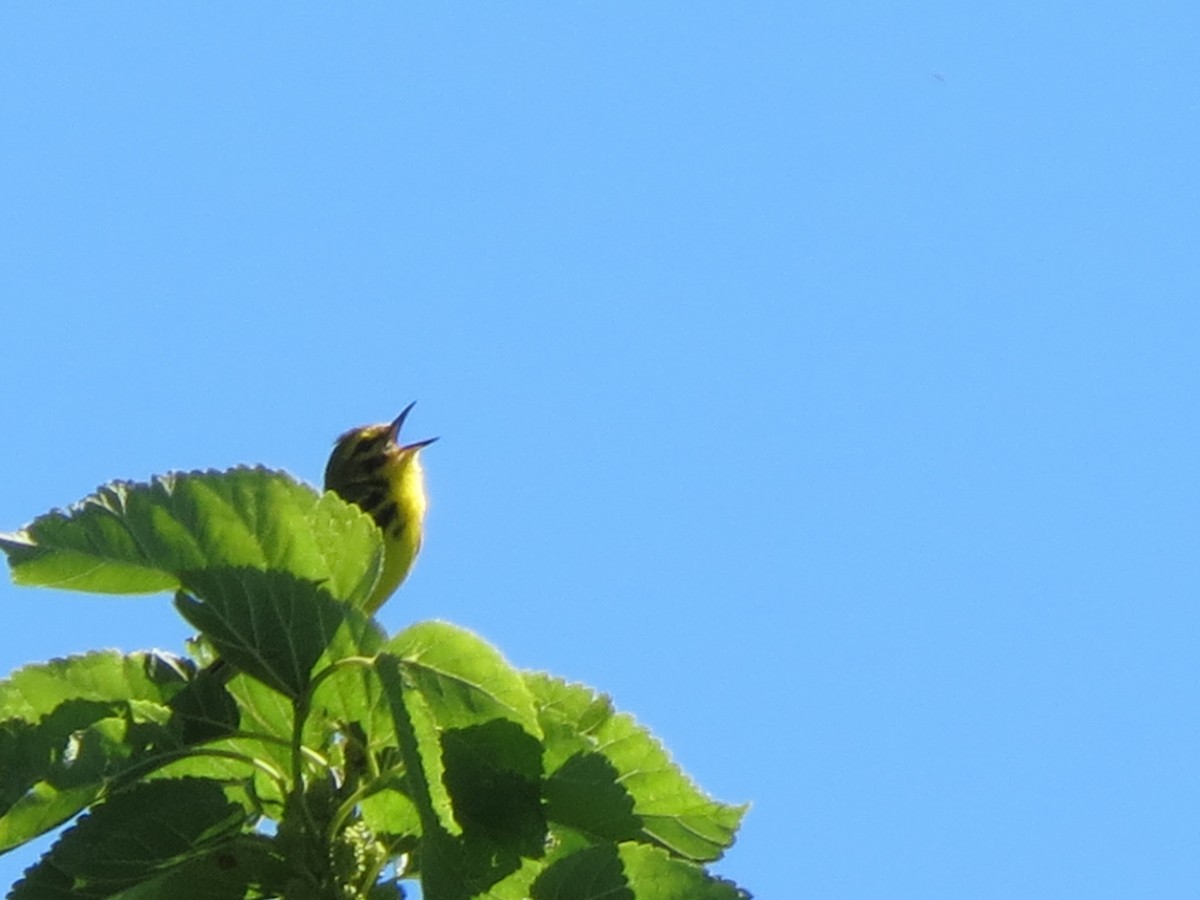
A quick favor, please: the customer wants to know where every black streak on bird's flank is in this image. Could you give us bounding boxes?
[359,488,387,511]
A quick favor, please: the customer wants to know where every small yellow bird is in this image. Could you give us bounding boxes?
[324,402,437,613]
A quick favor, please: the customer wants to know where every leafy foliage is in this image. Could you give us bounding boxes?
[0,468,384,609]
[0,469,750,899]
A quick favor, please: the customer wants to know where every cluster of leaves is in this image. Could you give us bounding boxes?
[0,469,749,899]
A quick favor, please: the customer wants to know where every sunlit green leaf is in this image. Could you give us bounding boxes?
[470,856,544,900]
[617,842,750,899]
[531,842,749,900]
[530,842,629,900]
[0,652,189,725]
[308,657,395,757]
[376,654,468,900]
[528,674,747,863]
[1,468,384,606]
[0,652,196,852]
[387,622,540,738]
[358,780,421,843]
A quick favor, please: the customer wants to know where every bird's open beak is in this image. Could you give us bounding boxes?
[390,402,438,451]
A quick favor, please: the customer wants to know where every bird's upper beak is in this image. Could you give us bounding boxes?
[389,402,417,441]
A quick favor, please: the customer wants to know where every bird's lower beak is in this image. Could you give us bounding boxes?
[404,436,439,452]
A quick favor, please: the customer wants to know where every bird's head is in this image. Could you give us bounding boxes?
[324,402,438,494]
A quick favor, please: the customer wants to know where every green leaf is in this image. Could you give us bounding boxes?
[375,655,468,900]
[207,671,298,808]
[0,652,195,853]
[0,651,189,726]
[145,734,290,816]
[107,836,290,900]
[7,778,249,899]
[528,674,747,863]
[1,468,384,606]
[378,626,552,897]
[26,838,288,900]
[617,843,750,899]
[443,720,547,893]
[441,720,543,849]
[358,781,421,843]
[175,568,383,700]
[531,843,750,900]
[308,623,525,765]
[0,780,106,864]
[397,670,459,838]
[308,656,396,757]
[386,622,541,738]
[164,669,241,746]
[530,843,629,900]
[541,751,640,850]
[470,856,544,900]
[225,669,294,745]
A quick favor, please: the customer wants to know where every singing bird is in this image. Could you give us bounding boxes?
[323,402,437,612]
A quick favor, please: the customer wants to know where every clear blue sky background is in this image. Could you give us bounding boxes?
[1,5,1198,898]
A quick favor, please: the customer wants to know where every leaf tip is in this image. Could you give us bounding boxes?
[0,530,34,551]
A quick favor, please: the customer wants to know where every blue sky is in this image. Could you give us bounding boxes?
[2,5,1199,897]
